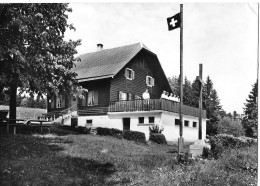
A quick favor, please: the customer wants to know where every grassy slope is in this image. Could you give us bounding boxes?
[0,105,47,119]
[0,129,257,186]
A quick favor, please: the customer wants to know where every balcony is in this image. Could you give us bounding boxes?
[108,99,206,118]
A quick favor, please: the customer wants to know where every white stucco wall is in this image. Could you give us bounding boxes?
[77,115,110,127]
[108,111,162,140]
[76,110,207,142]
[161,111,207,142]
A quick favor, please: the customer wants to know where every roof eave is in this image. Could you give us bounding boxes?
[77,75,114,82]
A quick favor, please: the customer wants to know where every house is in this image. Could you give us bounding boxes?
[47,42,207,142]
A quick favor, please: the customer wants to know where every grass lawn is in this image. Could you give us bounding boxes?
[0,126,257,185]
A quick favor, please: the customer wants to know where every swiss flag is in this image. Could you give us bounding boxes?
[167,13,181,31]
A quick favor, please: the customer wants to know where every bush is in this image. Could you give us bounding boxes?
[202,147,211,159]
[96,127,123,139]
[74,126,91,134]
[149,124,163,134]
[110,128,123,139]
[122,130,146,144]
[149,133,167,144]
[96,127,112,136]
[209,134,257,158]
[217,117,245,137]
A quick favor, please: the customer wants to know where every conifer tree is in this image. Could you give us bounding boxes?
[183,77,194,106]
[242,81,258,138]
[202,76,222,135]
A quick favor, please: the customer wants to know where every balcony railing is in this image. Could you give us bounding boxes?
[108,99,206,118]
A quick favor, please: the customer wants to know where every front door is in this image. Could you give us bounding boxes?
[123,118,130,130]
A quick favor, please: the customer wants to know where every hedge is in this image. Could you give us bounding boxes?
[149,133,167,144]
[96,127,123,139]
[209,134,257,158]
[122,130,146,144]
[96,127,112,136]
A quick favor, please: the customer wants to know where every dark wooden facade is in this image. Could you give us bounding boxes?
[48,49,172,114]
[110,50,171,102]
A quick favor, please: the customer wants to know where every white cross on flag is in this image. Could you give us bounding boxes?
[167,12,180,31]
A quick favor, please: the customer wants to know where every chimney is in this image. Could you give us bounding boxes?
[97,43,103,51]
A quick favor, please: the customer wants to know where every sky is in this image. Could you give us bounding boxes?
[64,3,258,114]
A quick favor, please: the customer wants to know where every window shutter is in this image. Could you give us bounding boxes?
[152,78,155,86]
[94,90,99,105]
[132,70,135,80]
[124,68,129,78]
[146,76,149,86]
[118,91,121,101]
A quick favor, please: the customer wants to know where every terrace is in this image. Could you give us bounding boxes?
[108,99,206,118]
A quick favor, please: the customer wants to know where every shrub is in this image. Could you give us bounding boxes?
[217,117,245,137]
[149,124,163,134]
[110,128,123,139]
[149,133,167,144]
[209,134,257,158]
[202,147,211,159]
[96,127,123,139]
[122,130,146,144]
[96,127,112,136]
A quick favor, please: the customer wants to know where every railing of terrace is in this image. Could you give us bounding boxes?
[108,99,206,118]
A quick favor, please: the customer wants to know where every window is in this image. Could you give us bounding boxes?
[146,76,155,87]
[149,117,155,123]
[86,119,92,125]
[138,117,144,124]
[119,91,127,101]
[125,68,135,80]
[87,90,98,106]
[175,119,180,125]
[128,93,132,100]
[193,122,197,128]
[184,120,189,127]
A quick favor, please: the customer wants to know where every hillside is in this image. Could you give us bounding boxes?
[0,105,47,119]
[0,129,257,185]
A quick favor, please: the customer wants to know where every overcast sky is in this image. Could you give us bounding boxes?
[64,3,258,114]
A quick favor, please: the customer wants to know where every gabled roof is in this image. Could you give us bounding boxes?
[73,42,154,81]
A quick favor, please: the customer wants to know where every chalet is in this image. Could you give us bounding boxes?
[47,43,207,142]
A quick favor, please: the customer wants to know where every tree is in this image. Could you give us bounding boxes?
[242,81,258,138]
[168,75,223,136]
[183,77,194,106]
[167,76,180,97]
[217,117,245,137]
[233,111,239,121]
[202,76,223,136]
[0,4,81,122]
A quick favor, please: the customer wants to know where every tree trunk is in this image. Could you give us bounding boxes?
[9,81,17,124]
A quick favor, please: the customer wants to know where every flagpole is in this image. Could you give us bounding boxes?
[178,4,184,153]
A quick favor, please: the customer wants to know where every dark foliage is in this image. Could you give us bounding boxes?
[96,127,122,139]
[0,4,81,121]
[149,124,163,134]
[122,130,146,144]
[217,117,245,137]
[96,127,112,136]
[209,134,256,159]
[149,133,167,144]
[242,81,257,138]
